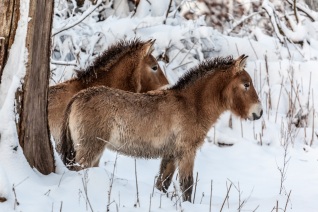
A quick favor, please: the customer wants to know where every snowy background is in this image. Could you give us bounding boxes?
[1,0,318,211]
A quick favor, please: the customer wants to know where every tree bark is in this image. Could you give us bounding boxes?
[0,0,20,83]
[18,0,55,174]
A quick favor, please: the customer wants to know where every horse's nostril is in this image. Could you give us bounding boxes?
[252,112,262,120]
[252,113,257,120]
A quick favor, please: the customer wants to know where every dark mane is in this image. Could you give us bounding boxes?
[170,56,235,90]
[76,38,146,83]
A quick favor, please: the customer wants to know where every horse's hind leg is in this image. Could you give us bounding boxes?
[156,156,176,193]
[75,145,105,169]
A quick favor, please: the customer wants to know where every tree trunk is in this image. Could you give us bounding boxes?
[18,0,55,174]
[0,0,20,83]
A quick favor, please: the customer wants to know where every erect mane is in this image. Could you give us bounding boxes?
[76,38,147,83]
[169,56,235,90]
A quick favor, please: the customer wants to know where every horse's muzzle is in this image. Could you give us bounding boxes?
[248,103,263,121]
[252,109,263,120]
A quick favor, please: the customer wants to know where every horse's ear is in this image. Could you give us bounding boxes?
[234,54,248,73]
[142,39,156,57]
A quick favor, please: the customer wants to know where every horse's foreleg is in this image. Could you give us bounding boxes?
[178,153,195,202]
[156,156,176,193]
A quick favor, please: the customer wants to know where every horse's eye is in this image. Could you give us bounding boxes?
[152,65,158,71]
[244,82,250,90]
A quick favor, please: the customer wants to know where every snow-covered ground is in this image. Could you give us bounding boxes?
[1,0,318,211]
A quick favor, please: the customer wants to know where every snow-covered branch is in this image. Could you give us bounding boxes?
[262,0,285,43]
[286,0,318,21]
[262,0,314,44]
[51,59,78,66]
[225,12,261,35]
[52,0,106,37]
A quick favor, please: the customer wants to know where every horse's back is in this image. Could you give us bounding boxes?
[67,86,181,158]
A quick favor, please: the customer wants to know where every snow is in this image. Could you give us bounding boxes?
[1,0,318,211]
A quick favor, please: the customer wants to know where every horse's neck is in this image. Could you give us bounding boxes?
[91,60,139,90]
[177,76,228,128]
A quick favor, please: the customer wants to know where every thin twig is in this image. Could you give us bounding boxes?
[192,172,198,203]
[172,61,193,70]
[134,159,140,207]
[97,137,127,151]
[293,0,299,23]
[58,171,65,187]
[167,46,184,67]
[209,180,213,212]
[151,176,157,197]
[275,77,284,123]
[200,192,205,204]
[163,0,173,24]
[82,173,94,212]
[310,90,315,146]
[107,153,118,212]
[220,183,232,212]
[226,181,230,208]
[179,42,196,65]
[248,38,258,60]
[253,204,260,212]
[265,55,271,110]
[149,194,152,212]
[307,72,312,110]
[226,179,254,211]
[14,177,29,187]
[159,194,162,208]
[173,181,196,206]
[277,135,291,194]
[12,185,19,209]
[51,60,77,66]
[284,190,292,212]
[240,119,244,138]
[60,201,63,212]
[226,12,261,35]
[276,200,278,212]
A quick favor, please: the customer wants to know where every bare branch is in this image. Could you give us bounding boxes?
[220,183,232,212]
[134,159,140,207]
[209,180,213,212]
[163,0,173,24]
[52,0,106,37]
[51,59,77,66]
[226,12,261,35]
[82,171,94,212]
[284,190,292,212]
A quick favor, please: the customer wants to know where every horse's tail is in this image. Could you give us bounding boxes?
[59,97,77,169]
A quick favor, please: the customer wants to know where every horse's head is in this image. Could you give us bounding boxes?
[138,39,169,92]
[224,55,263,120]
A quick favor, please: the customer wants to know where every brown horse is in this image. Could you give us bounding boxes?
[60,55,262,202]
[49,39,168,145]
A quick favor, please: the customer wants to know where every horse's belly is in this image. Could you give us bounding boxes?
[108,143,162,159]
[107,131,175,159]
[106,122,176,158]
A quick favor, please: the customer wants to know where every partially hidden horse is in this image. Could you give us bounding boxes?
[60,55,263,202]
[49,39,168,146]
